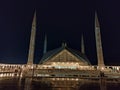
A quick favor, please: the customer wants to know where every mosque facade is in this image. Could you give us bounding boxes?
[0,11,120,78]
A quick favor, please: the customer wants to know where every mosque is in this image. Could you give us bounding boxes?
[0,11,119,78]
[27,11,104,69]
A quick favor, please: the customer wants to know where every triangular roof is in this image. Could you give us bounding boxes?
[39,45,91,65]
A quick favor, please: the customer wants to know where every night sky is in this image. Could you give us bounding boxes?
[0,0,120,65]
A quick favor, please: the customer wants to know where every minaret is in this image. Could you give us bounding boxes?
[95,13,105,68]
[81,35,85,54]
[43,34,47,54]
[27,11,36,65]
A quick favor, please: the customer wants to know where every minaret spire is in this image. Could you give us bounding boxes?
[43,34,47,54]
[27,11,36,65]
[95,12,105,68]
[81,35,85,54]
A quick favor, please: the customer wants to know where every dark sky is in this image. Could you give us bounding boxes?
[0,0,120,65]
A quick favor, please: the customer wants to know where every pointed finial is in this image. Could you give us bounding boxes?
[81,35,85,54]
[62,42,64,47]
[64,43,67,47]
[95,12,100,28]
[43,34,47,54]
[62,42,67,48]
[32,10,36,28]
